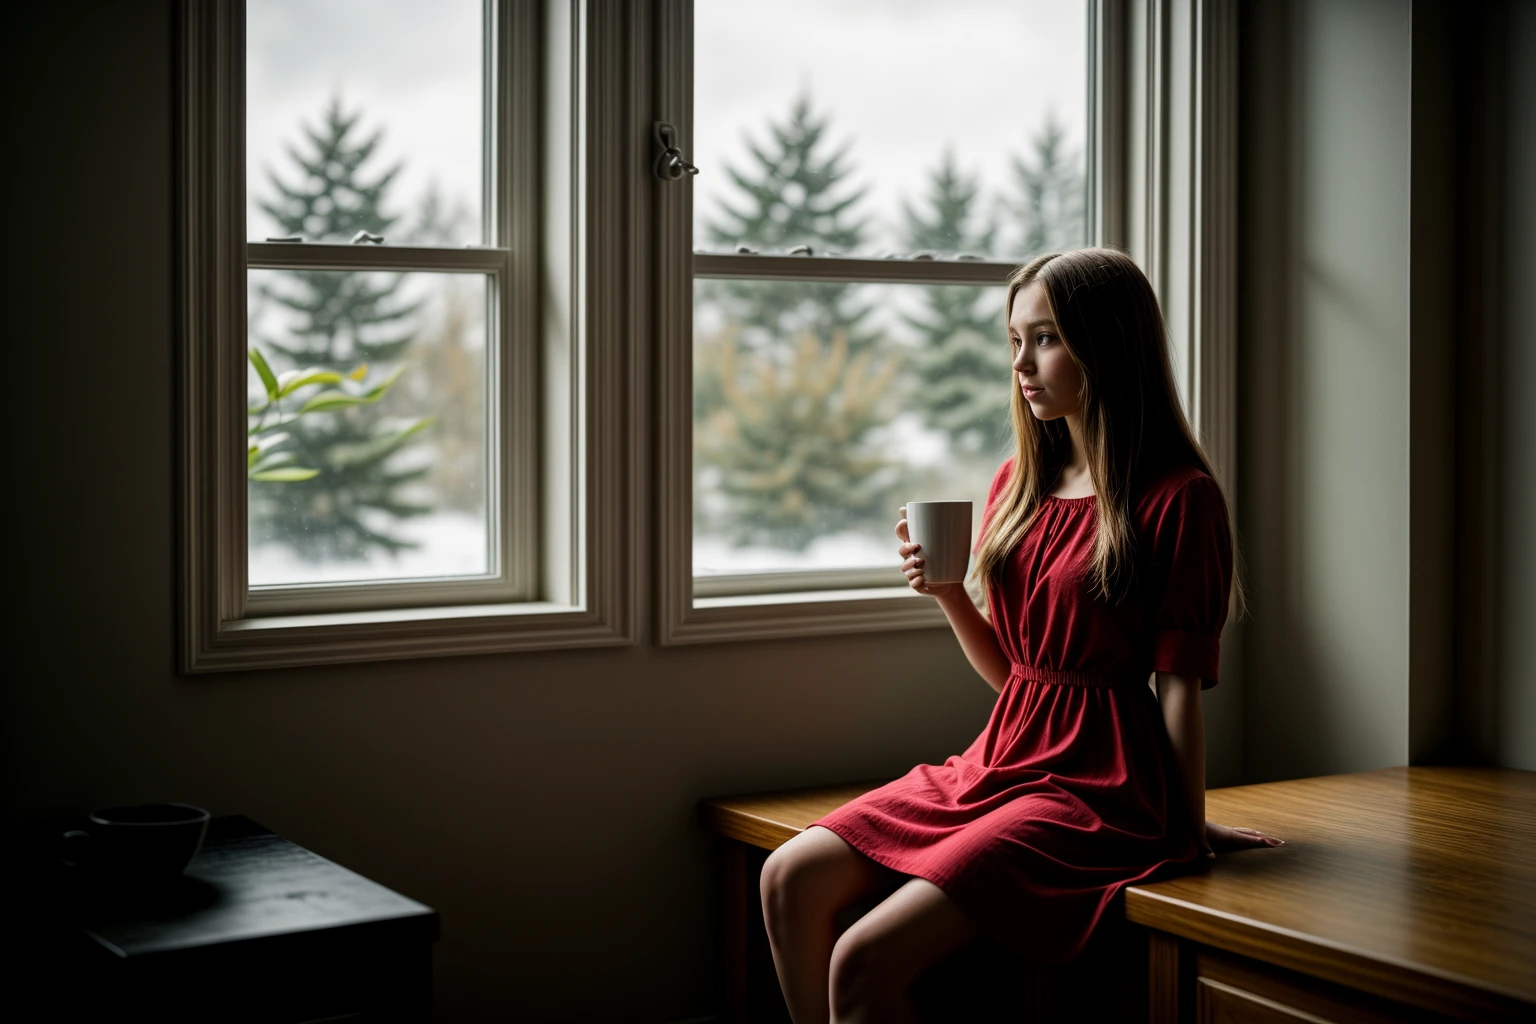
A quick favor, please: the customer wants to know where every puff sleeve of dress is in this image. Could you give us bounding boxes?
[1144,474,1234,689]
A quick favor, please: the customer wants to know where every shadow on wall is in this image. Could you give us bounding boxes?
[1239,0,1367,782]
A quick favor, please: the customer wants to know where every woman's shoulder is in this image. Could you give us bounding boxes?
[1134,463,1222,522]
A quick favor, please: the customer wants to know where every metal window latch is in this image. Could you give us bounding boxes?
[652,121,699,182]
[351,230,385,244]
[265,236,303,243]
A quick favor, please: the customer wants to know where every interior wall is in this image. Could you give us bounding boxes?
[0,6,1000,1021]
[1497,0,1536,770]
[1238,0,1413,781]
[1241,0,1536,777]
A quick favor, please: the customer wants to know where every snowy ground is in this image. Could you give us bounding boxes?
[249,511,913,586]
[249,510,489,586]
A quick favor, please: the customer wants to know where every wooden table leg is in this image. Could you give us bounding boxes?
[1148,931,1186,1023]
[720,838,748,1024]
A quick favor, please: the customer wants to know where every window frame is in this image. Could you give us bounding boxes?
[650,0,1237,645]
[177,0,642,672]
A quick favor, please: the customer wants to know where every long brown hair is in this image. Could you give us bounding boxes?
[972,247,1247,621]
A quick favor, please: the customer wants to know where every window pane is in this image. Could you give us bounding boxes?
[694,278,1009,575]
[694,0,1088,261]
[247,270,489,586]
[246,0,484,245]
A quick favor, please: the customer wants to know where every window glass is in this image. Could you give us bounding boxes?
[692,0,1087,580]
[694,280,1009,575]
[693,0,1089,260]
[246,0,484,246]
[247,270,489,586]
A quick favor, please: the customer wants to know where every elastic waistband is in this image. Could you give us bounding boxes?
[1008,663,1150,689]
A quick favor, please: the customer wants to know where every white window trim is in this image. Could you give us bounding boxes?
[177,0,642,672]
[649,0,1237,646]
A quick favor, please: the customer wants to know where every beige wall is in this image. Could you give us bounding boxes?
[1239,0,1535,778]
[1239,0,1413,780]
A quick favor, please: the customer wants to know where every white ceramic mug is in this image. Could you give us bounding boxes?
[905,500,973,584]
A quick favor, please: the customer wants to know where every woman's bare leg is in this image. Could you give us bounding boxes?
[828,876,980,1024]
[760,825,905,1024]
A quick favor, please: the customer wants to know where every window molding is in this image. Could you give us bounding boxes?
[177,0,640,673]
[1125,0,1238,498]
[649,0,1236,646]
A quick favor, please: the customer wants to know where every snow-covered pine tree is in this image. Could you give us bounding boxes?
[900,149,1013,455]
[700,91,880,355]
[1004,112,1087,257]
[694,92,901,548]
[250,97,434,560]
[695,325,899,550]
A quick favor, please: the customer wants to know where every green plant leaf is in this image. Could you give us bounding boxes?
[360,364,406,401]
[348,363,369,381]
[251,430,290,451]
[250,410,301,434]
[248,451,297,475]
[251,466,320,482]
[296,365,408,414]
[276,368,345,398]
[248,348,279,401]
[393,415,436,440]
[326,416,437,468]
[247,443,260,469]
[296,390,377,414]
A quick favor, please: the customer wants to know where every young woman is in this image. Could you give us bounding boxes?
[759,248,1285,1024]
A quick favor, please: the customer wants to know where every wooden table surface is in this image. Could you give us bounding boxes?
[701,766,1536,1021]
[1128,766,1535,1021]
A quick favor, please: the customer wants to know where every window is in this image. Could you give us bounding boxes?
[654,0,1238,643]
[244,0,508,608]
[179,1,638,671]
[180,1,1236,664]
[690,0,1087,600]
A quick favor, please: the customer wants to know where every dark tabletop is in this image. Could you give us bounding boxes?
[5,814,438,961]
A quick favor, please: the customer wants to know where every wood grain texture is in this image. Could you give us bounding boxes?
[1196,948,1453,1024]
[1126,767,1535,1022]
[700,780,890,850]
[1150,928,1186,1024]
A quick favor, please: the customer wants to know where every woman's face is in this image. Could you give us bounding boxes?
[1009,280,1082,420]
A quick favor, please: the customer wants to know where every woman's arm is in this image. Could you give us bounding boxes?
[934,590,1011,694]
[1157,671,1288,856]
[897,508,1012,694]
[1155,671,1208,854]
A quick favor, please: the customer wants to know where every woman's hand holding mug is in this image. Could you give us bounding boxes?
[897,504,970,603]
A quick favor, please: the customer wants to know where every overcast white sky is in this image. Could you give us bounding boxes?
[247,0,484,242]
[695,0,1087,257]
[247,0,1086,252]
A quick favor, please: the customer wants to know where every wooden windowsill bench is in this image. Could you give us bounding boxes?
[700,766,1536,1023]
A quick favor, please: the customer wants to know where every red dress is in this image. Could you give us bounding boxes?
[807,458,1234,966]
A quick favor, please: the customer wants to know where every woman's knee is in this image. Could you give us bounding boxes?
[760,826,877,934]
